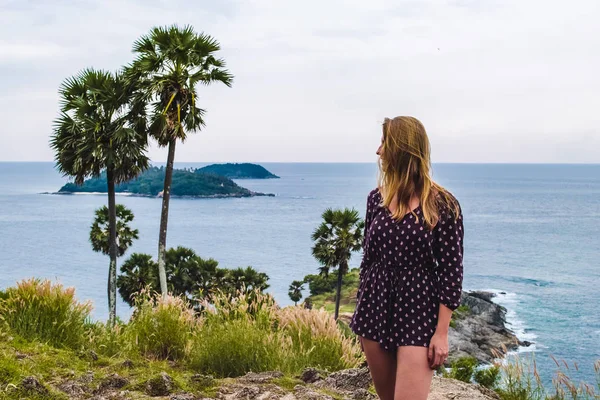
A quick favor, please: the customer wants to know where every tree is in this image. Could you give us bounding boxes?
[51,69,149,326]
[311,208,364,320]
[116,247,269,307]
[288,280,305,306]
[90,205,139,257]
[126,25,233,298]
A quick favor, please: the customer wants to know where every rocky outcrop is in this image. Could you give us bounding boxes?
[449,291,530,364]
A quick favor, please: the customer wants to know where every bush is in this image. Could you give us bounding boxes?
[474,365,500,389]
[0,279,91,349]
[124,291,199,360]
[277,306,363,373]
[448,356,478,383]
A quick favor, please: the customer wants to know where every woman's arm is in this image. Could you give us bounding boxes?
[428,203,464,369]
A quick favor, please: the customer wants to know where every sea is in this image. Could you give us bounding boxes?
[0,162,598,384]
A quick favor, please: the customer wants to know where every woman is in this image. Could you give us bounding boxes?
[349,116,464,400]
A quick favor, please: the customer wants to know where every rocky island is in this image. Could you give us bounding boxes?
[57,166,275,198]
[196,163,280,179]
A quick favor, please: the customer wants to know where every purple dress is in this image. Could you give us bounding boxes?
[349,188,464,350]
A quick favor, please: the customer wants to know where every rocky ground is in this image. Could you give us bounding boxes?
[12,368,500,400]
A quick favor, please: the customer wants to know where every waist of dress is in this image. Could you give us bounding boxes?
[362,259,434,273]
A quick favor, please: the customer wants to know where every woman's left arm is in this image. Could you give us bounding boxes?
[428,205,464,369]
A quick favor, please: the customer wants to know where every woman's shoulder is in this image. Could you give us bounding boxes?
[366,188,381,208]
[434,189,462,217]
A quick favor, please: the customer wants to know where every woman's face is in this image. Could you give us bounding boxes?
[376,135,384,158]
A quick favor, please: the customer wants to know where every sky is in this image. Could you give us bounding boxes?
[0,0,599,163]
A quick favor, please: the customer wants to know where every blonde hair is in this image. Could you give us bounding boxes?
[377,116,459,229]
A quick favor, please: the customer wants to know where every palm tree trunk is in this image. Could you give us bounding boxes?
[334,260,346,321]
[106,167,118,327]
[157,138,176,298]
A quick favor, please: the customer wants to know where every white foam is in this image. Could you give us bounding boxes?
[474,288,539,354]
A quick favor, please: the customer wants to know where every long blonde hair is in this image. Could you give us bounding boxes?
[377,116,459,229]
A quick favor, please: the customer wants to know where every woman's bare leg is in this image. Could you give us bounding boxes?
[394,346,434,400]
[360,337,396,400]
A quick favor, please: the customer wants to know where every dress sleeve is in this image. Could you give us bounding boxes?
[362,190,376,249]
[432,202,464,311]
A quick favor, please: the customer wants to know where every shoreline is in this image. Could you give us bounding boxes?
[40,191,276,199]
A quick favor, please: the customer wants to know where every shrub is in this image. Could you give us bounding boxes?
[474,365,501,389]
[189,289,283,377]
[448,356,478,383]
[124,291,199,360]
[277,306,363,373]
[0,279,91,349]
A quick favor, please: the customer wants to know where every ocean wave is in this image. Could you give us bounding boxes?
[478,288,539,354]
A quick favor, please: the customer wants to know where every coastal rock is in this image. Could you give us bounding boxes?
[20,376,49,395]
[313,367,373,398]
[98,373,129,391]
[299,368,326,384]
[238,370,284,384]
[448,291,521,363]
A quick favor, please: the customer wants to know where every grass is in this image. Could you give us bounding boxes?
[306,269,360,315]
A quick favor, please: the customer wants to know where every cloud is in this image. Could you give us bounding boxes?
[0,0,598,162]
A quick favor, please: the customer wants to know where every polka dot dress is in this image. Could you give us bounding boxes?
[349,188,464,350]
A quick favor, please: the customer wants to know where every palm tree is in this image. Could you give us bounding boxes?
[117,253,158,307]
[288,280,305,306]
[51,69,149,326]
[311,208,364,320]
[126,25,233,297]
[90,204,139,257]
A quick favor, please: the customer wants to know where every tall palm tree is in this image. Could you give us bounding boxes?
[311,208,364,320]
[288,280,305,306]
[51,69,149,326]
[126,25,233,298]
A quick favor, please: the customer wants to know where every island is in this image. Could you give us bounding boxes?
[196,163,279,179]
[57,167,274,198]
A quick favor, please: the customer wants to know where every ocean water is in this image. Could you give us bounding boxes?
[0,162,598,383]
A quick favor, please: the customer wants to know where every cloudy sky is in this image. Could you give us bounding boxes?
[0,0,598,163]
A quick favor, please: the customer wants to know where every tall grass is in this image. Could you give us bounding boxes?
[0,278,91,349]
[124,290,199,360]
[278,306,363,372]
[497,355,600,400]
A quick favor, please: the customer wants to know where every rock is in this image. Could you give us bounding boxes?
[20,376,49,395]
[15,351,29,360]
[191,373,215,388]
[146,372,175,396]
[99,373,129,391]
[448,292,523,364]
[121,359,134,368]
[89,350,99,361]
[294,385,334,400]
[170,394,197,400]
[238,371,284,384]
[299,368,325,384]
[314,367,371,392]
[429,376,500,399]
[468,291,497,303]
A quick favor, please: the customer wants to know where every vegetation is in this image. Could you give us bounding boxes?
[90,204,138,257]
[311,208,364,320]
[117,246,269,307]
[125,25,233,298]
[196,163,279,179]
[0,279,91,349]
[288,280,305,306]
[50,69,149,326]
[59,166,262,197]
[303,269,361,314]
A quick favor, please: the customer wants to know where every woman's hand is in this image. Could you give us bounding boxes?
[428,331,449,369]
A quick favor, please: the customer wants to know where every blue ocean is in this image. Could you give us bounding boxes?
[0,162,598,383]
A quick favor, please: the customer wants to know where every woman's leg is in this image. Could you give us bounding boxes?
[394,346,434,400]
[360,337,396,400]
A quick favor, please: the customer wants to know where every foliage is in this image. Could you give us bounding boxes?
[0,279,91,349]
[443,356,478,383]
[288,280,305,305]
[117,247,270,307]
[196,163,279,179]
[59,166,254,197]
[124,292,199,360]
[311,208,364,320]
[474,365,501,389]
[278,306,363,372]
[89,204,138,256]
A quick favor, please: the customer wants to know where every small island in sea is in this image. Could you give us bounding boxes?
[57,166,275,198]
[196,163,280,179]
